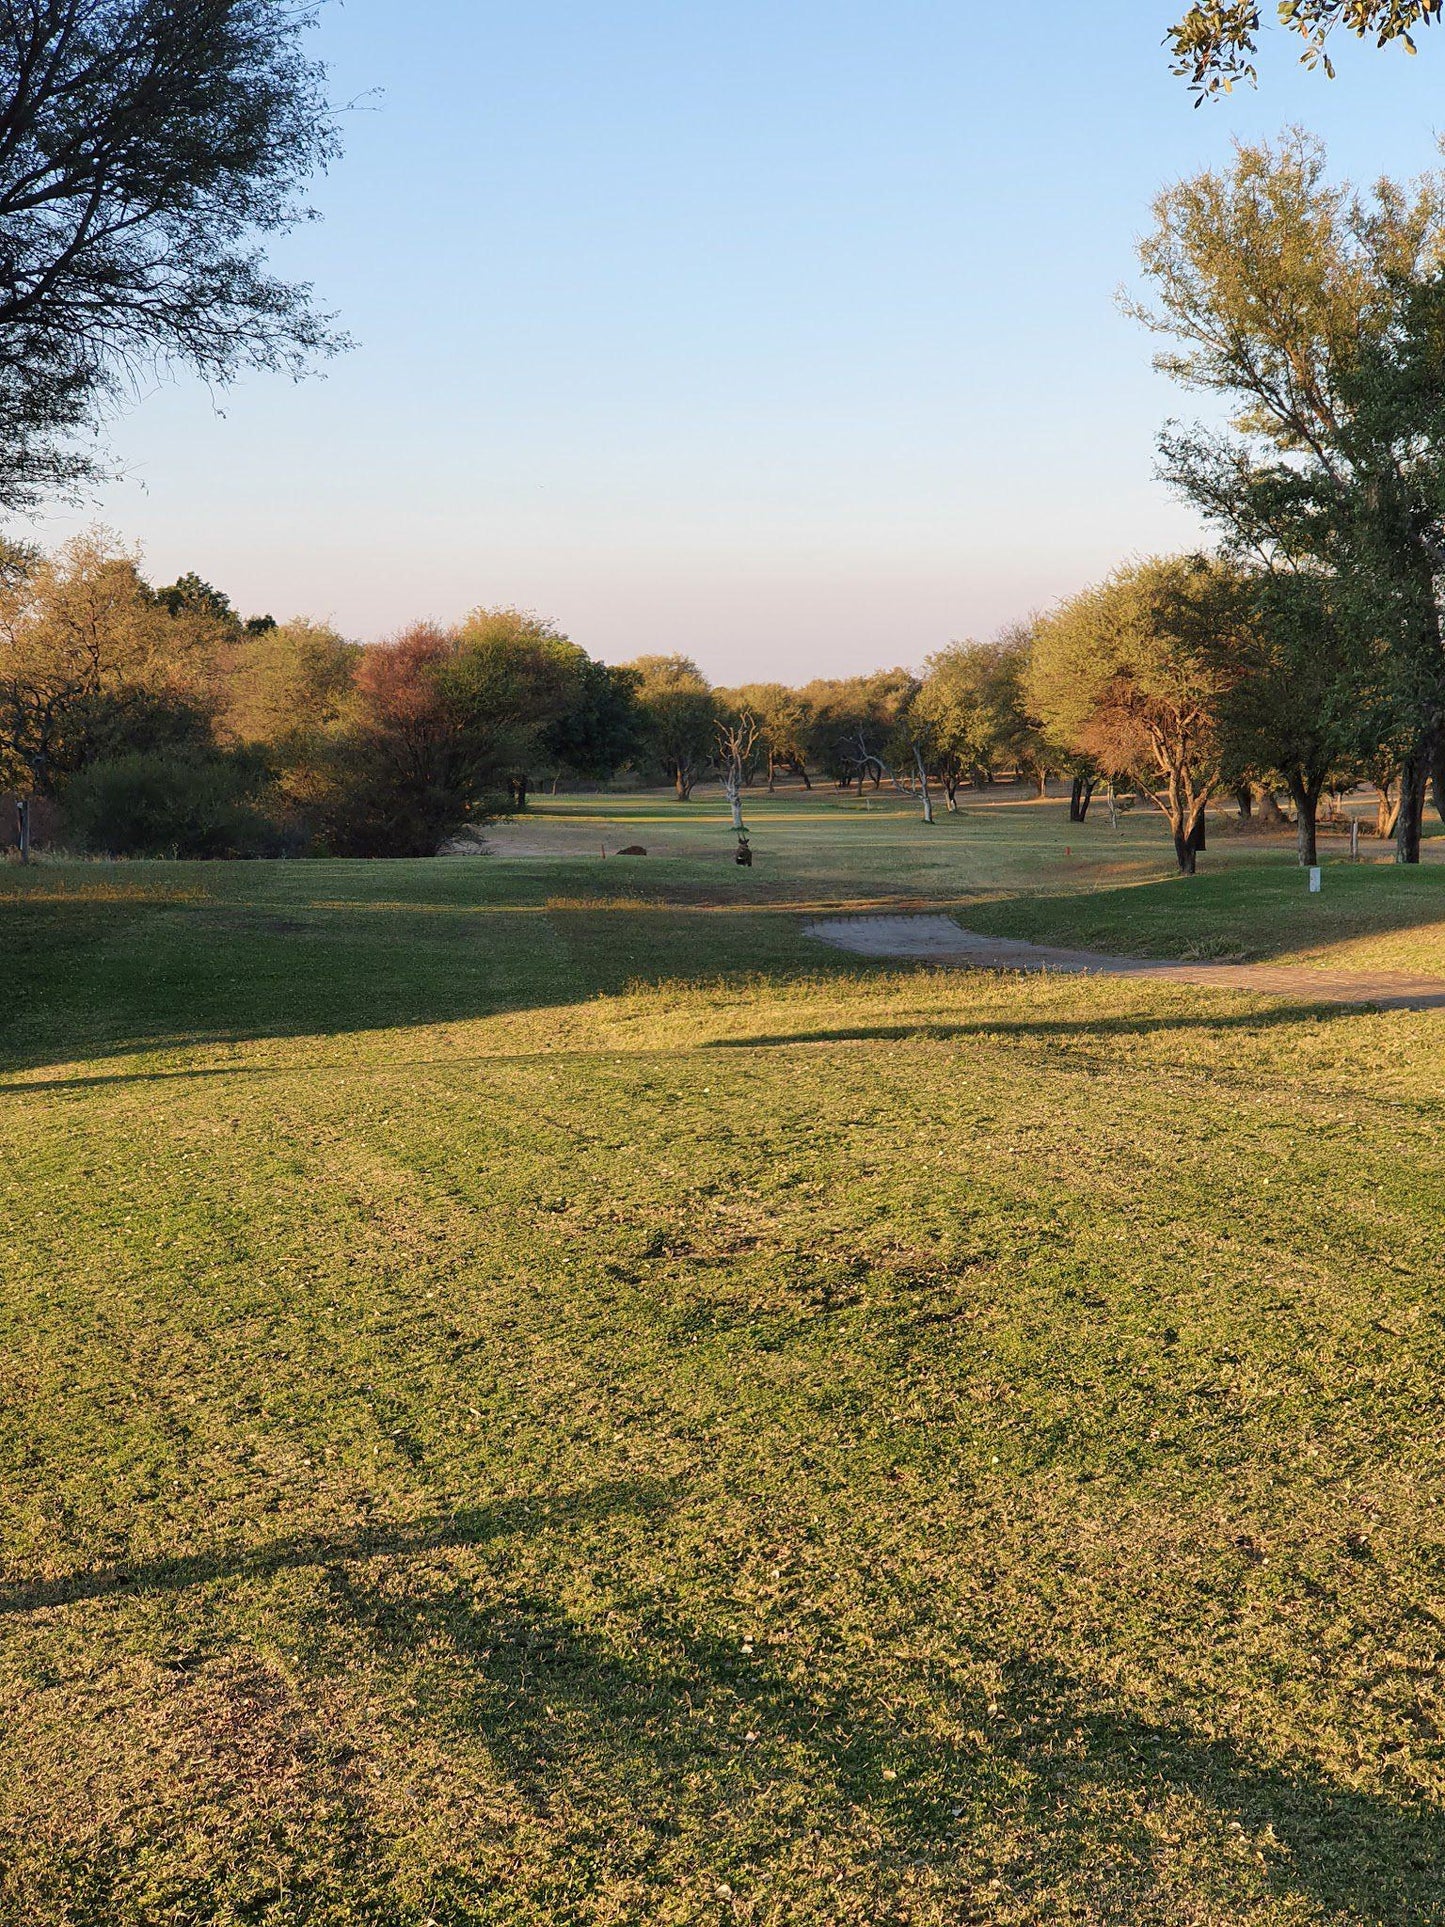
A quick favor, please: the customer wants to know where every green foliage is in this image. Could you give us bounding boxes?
[62,746,279,857]
[1223,573,1374,786]
[0,531,228,798]
[446,607,592,789]
[728,681,815,785]
[912,631,1044,792]
[800,670,917,786]
[152,573,239,626]
[1028,556,1253,870]
[225,617,358,752]
[626,653,716,798]
[1135,133,1445,858]
[542,657,642,781]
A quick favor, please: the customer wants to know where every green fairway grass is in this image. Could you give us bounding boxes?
[3,788,1445,1924]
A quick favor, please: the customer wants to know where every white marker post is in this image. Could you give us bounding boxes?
[1309,866,1322,894]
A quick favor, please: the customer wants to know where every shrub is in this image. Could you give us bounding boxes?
[63,749,282,858]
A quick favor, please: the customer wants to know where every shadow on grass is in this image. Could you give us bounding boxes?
[706,1004,1380,1051]
[0,889,867,1075]
[8,1476,1445,1919]
[11,1479,1445,1919]
[0,1478,672,1616]
[306,1583,1445,1922]
[2,850,1443,1079]
[0,1002,1393,1095]
[966,858,1445,970]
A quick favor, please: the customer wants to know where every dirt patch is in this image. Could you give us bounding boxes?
[804,914,1445,1011]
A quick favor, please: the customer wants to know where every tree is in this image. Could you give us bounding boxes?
[626,654,715,799]
[713,711,759,833]
[1220,571,1374,865]
[889,700,938,823]
[224,618,356,748]
[802,671,916,790]
[734,682,813,789]
[64,743,277,856]
[542,658,642,787]
[1171,3,1442,95]
[325,625,476,856]
[0,529,230,854]
[911,646,991,807]
[154,573,239,626]
[1027,557,1251,875]
[1132,133,1445,861]
[222,616,357,834]
[450,608,589,810]
[911,635,1045,806]
[0,0,342,507]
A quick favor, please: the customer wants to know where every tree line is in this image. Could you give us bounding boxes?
[3,525,1434,874]
[0,535,1049,858]
[5,134,1444,873]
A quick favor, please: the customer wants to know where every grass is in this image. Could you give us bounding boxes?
[3,786,1445,1924]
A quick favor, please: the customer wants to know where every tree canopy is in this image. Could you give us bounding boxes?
[1027,556,1253,873]
[1133,132,1445,859]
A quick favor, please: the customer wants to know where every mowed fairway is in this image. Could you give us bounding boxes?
[3,790,1445,1925]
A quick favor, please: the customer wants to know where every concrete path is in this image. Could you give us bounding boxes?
[803,914,1445,1012]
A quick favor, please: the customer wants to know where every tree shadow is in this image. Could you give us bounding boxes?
[0,1478,672,1617]
[0,885,868,1076]
[962,856,1445,971]
[9,1480,1445,1917]
[317,1583,1445,1920]
[706,1003,1377,1051]
[3,851,1443,1078]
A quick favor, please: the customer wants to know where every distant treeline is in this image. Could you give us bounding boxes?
[0,534,1043,860]
[0,532,1440,868]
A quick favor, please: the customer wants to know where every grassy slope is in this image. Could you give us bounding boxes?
[3,795,1445,1925]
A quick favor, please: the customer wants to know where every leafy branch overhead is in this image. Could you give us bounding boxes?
[0,0,344,507]
[1171,1,1442,92]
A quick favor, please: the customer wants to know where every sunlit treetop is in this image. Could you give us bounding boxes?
[1171,1,1442,95]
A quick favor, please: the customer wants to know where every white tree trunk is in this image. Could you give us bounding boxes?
[913,746,934,825]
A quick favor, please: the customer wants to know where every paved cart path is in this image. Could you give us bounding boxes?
[804,914,1445,1011]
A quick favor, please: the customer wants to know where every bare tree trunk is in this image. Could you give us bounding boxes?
[1432,736,1445,826]
[16,794,30,865]
[912,746,934,824]
[1173,825,1197,875]
[767,755,776,793]
[1234,784,1253,821]
[798,763,811,790]
[1069,777,1095,823]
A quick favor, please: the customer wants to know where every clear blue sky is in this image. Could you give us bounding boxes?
[30,2,1445,679]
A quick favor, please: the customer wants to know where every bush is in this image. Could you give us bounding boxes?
[63,750,283,858]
